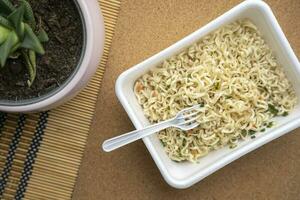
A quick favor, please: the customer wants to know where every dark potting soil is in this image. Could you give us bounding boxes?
[0,0,83,101]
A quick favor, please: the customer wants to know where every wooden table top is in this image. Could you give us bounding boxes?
[73,0,300,199]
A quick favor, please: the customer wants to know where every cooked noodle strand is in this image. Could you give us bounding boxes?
[134,19,297,162]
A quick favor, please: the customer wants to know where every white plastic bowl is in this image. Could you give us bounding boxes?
[115,0,300,189]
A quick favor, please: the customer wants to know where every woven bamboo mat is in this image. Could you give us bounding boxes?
[0,0,121,199]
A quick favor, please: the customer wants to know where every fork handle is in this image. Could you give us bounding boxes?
[102,119,173,152]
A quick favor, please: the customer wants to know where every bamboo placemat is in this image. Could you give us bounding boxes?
[0,0,121,199]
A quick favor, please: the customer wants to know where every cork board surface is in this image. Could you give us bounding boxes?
[72,0,300,199]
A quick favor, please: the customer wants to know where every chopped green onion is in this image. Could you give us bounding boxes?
[214,82,220,90]
[266,122,273,128]
[248,130,256,135]
[160,140,166,147]
[241,129,247,137]
[282,111,289,117]
[268,104,279,116]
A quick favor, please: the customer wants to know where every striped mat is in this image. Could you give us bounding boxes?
[0,0,121,199]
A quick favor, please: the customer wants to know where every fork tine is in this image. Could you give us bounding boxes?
[177,115,200,126]
[181,121,199,130]
[177,109,201,120]
[179,104,201,114]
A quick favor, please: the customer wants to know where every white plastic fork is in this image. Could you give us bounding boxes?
[102,104,203,152]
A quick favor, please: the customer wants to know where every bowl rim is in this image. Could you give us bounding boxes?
[115,0,300,189]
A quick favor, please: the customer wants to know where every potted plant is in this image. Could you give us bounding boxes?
[0,0,104,113]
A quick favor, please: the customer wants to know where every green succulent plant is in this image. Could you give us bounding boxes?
[0,0,49,86]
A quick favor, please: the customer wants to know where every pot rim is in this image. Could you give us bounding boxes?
[0,0,97,110]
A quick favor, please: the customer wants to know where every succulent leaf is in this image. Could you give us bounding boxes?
[11,41,20,52]
[0,25,10,44]
[0,0,48,86]
[7,4,25,38]
[21,24,44,54]
[20,0,36,29]
[37,28,49,42]
[0,32,18,67]
[9,51,21,59]
[0,15,13,29]
[22,50,36,87]
[29,50,36,83]
[0,0,15,16]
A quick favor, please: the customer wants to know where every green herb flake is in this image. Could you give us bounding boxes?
[160,140,166,147]
[259,86,268,92]
[263,122,267,126]
[260,128,266,132]
[282,111,289,117]
[251,135,256,139]
[214,82,221,90]
[248,130,256,135]
[266,122,273,128]
[268,104,279,116]
[241,129,247,137]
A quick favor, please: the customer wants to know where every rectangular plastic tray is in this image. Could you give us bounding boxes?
[115,0,300,189]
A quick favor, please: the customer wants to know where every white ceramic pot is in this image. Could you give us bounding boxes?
[0,0,105,113]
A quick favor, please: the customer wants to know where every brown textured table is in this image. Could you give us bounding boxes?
[72,0,300,199]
